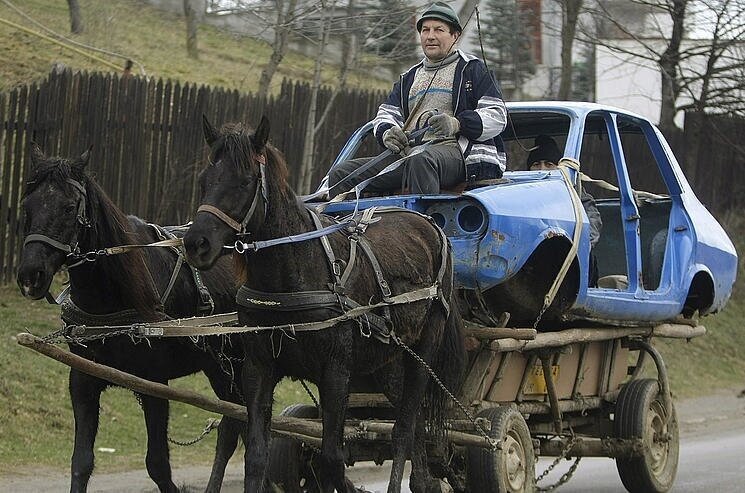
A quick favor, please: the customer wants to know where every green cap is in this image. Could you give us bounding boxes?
[416,2,462,33]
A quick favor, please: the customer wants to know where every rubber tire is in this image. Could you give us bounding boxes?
[466,406,536,493]
[267,404,320,493]
[614,378,679,493]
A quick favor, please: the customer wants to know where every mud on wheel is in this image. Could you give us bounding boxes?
[466,406,536,493]
[614,378,679,493]
[267,404,320,493]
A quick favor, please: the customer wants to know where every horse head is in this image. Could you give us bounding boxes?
[184,115,274,270]
[17,143,92,299]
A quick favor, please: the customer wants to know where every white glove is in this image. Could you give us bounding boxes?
[429,114,460,137]
[382,126,409,154]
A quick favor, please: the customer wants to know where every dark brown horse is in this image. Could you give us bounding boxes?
[183,117,466,493]
[16,144,244,493]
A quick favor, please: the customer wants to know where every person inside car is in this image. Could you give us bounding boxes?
[528,134,602,286]
[327,2,507,197]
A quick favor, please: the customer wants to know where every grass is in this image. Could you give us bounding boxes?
[0,0,390,94]
[0,279,315,474]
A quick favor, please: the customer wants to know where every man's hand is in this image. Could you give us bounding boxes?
[383,126,409,154]
[429,114,460,137]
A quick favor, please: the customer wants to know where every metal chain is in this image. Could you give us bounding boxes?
[532,300,550,331]
[390,333,498,450]
[168,418,221,447]
[300,379,321,410]
[535,434,582,492]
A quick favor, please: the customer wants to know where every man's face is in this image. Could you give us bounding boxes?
[530,160,558,171]
[419,19,459,61]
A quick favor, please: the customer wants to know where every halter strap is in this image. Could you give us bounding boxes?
[196,157,267,234]
[22,178,89,255]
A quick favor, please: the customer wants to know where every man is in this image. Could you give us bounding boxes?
[527,134,602,286]
[328,2,507,196]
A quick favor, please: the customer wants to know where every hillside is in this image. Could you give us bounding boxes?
[0,0,390,93]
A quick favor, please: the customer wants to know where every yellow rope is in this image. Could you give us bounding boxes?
[0,16,122,72]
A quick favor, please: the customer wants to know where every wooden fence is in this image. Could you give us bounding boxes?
[0,69,384,283]
[1,69,744,284]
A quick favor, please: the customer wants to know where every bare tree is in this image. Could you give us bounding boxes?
[66,0,83,34]
[258,0,299,99]
[584,0,745,128]
[183,0,201,59]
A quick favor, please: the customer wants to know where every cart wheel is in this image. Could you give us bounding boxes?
[267,404,320,493]
[614,378,679,493]
[466,406,536,493]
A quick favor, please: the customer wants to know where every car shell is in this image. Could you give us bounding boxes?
[323,102,737,325]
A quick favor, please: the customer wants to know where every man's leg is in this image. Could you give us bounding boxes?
[404,144,465,194]
[328,155,404,197]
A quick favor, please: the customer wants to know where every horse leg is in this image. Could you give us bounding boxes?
[318,363,354,493]
[202,367,245,493]
[409,419,442,493]
[69,368,106,493]
[242,360,276,493]
[140,393,179,493]
[388,351,433,493]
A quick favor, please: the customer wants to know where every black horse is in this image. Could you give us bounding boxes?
[16,144,244,493]
[183,117,467,493]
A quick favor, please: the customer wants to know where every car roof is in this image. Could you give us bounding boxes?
[506,101,650,122]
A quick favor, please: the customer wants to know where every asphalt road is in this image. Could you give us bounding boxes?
[2,389,743,492]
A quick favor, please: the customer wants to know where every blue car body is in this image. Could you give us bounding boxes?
[323,102,737,326]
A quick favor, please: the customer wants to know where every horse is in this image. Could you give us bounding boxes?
[182,116,467,493]
[16,144,244,493]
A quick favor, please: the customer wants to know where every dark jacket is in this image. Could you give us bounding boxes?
[373,50,508,181]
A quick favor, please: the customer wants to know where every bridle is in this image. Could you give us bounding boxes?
[23,177,91,258]
[197,153,268,235]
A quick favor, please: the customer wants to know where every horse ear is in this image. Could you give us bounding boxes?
[253,115,270,152]
[203,114,219,147]
[75,145,93,169]
[29,141,45,168]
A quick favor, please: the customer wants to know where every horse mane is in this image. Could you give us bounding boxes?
[25,158,162,320]
[218,123,291,286]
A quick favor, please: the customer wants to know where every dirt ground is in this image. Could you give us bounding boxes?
[2,387,744,492]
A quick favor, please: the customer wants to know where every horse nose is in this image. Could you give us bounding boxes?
[17,268,45,298]
[183,233,212,265]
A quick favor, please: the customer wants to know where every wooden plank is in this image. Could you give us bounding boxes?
[6,85,29,281]
[0,90,14,283]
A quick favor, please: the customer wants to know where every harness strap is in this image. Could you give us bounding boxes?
[24,233,74,253]
[142,285,439,338]
[197,204,243,232]
[149,224,215,315]
[308,208,341,286]
[236,285,391,343]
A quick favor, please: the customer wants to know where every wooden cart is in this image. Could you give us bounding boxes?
[18,318,701,493]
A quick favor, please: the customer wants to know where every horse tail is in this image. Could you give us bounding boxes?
[423,293,467,441]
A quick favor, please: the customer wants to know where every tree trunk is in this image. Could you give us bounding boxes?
[658,0,687,129]
[183,0,199,59]
[66,0,83,34]
[298,3,333,194]
[257,0,299,100]
[558,0,582,100]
